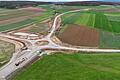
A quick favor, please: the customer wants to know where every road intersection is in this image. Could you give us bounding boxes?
[0,9,120,80]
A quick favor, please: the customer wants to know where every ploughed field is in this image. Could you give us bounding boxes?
[13,52,120,80]
[57,9,120,49]
[58,24,99,47]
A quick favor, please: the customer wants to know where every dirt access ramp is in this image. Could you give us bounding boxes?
[58,24,100,47]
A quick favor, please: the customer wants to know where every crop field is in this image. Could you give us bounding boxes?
[0,19,34,32]
[62,12,95,28]
[0,40,15,67]
[0,6,54,32]
[0,7,44,21]
[13,52,120,80]
[62,10,120,33]
[58,24,99,47]
[100,31,120,49]
[33,10,54,22]
[62,5,114,11]
[107,16,120,22]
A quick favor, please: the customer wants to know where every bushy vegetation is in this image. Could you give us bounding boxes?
[13,53,120,80]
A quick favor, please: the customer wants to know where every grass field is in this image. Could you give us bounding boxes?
[13,52,120,80]
[0,40,15,67]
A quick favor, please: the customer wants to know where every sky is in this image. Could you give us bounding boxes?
[0,0,120,2]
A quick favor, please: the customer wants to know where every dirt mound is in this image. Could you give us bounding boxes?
[58,24,100,47]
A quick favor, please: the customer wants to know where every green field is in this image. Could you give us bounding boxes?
[62,10,120,33]
[13,52,120,80]
[62,12,95,27]
[0,40,15,67]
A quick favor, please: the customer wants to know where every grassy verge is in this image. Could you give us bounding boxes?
[0,40,15,67]
[29,23,49,35]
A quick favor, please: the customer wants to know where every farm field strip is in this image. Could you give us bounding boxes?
[62,12,96,28]
[0,19,34,32]
[0,11,37,21]
[33,10,54,22]
[76,13,90,25]
[105,12,120,16]
[0,9,14,13]
[0,7,45,21]
[87,14,96,27]
[100,31,120,49]
[107,16,120,22]
[0,16,32,26]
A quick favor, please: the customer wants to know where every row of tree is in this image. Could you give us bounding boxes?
[0,1,51,9]
[56,1,120,6]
